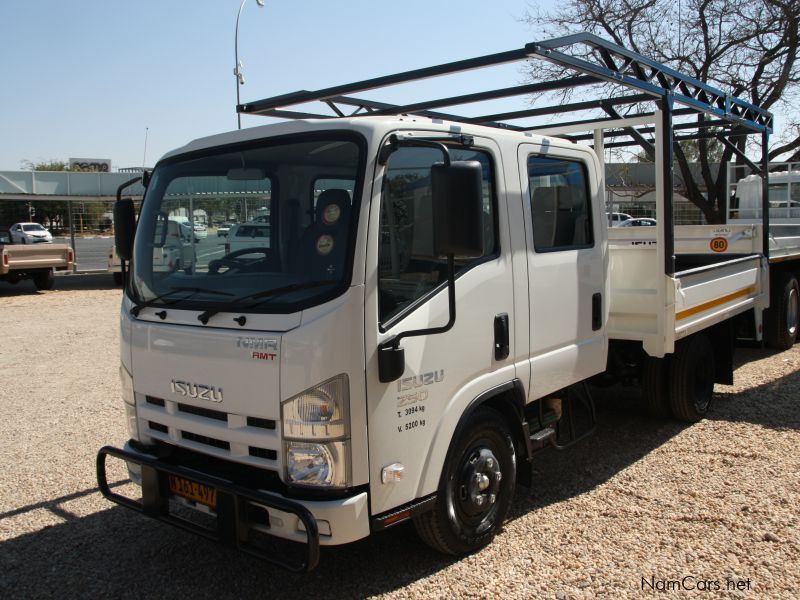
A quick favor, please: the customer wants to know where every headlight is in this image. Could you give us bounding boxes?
[285,441,350,487]
[120,364,134,406]
[281,374,349,440]
[282,374,351,488]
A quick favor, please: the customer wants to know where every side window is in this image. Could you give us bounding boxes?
[378,146,496,324]
[528,156,593,252]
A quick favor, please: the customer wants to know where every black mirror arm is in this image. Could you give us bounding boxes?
[386,254,456,351]
[377,255,456,383]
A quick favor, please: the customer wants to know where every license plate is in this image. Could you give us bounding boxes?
[167,474,217,509]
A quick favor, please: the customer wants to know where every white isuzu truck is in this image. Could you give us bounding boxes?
[97,34,776,571]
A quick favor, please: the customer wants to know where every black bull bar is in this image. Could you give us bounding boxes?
[96,445,320,572]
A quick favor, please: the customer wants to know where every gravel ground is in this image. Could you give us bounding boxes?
[1,275,798,599]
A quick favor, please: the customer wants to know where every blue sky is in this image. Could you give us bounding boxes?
[0,0,554,170]
[1,1,790,171]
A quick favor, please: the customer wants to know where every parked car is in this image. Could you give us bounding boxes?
[216,222,234,237]
[607,212,633,227]
[193,223,208,239]
[9,222,53,244]
[618,217,657,227]
[224,222,271,253]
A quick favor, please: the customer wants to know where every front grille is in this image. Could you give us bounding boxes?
[149,421,168,433]
[139,395,280,468]
[247,416,276,430]
[249,446,278,460]
[181,431,231,450]
[178,403,227,422]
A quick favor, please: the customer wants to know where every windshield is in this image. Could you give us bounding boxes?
[131,134,363,314]
[23,224,45,231]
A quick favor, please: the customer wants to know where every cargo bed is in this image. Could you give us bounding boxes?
[607,225,768,357]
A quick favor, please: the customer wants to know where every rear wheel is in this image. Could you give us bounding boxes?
[764,273,799,350]
[414,407,516,555]
[32,268,55,291]
[669,334,714,422]
[642,355,671,417]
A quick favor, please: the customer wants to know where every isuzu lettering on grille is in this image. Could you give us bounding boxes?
[170,380,223,403]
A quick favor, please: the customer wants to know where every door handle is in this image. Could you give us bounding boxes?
[592,293,602,331]
[494,313,509,360]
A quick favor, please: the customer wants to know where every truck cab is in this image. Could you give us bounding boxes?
[102,117,608,566]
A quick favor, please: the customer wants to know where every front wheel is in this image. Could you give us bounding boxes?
[413,407,516,555]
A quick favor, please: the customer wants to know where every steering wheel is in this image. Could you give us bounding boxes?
[208,247,271,274]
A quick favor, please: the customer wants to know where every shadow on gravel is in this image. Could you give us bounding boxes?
[712,360,800,432]
[0,273,120,295]
[0,502,456,599]
[0,401,678,599]
[509,396,688,523]
[1,348,796,597]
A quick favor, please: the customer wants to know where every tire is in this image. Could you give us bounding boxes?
[642,355,671,417]
[764,273,799,350]
[413,407,516,555]
[22,237,27,244]
[112,272,123,285]
[669,334,714,422]
[32,268,55,291]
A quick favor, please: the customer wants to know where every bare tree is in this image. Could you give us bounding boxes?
[525,0,799,223]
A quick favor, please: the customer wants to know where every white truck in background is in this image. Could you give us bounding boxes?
[729,163,800,349]
[96,34,778,571]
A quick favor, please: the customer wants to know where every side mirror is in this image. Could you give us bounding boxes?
[113,199,136,260]
[378,346,405,383]
[431,160,484,258]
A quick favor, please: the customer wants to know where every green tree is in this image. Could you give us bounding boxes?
[20,159,70,171]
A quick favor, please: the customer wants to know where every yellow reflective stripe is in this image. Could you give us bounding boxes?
[676,286,757,321]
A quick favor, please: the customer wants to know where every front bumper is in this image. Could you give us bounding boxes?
[97,445,326,571]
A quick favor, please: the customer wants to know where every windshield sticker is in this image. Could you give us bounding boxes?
[322,204,341,225]
[316,235,334,256]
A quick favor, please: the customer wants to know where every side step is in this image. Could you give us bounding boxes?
[529,426,556,450]
[527,382,598,452]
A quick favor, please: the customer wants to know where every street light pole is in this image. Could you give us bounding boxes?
[234,0,265,130]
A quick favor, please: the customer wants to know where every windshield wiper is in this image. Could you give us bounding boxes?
[130,286,234,317]
[196,280,338,324]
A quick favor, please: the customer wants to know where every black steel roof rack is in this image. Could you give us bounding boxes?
[239,32,774,273]
[239,32,773,137]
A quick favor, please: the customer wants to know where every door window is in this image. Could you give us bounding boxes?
[378,146,497,324]
[528,156,593,252]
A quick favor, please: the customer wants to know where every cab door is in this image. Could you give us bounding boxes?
[364,138,516,516]
[518,145,607,400]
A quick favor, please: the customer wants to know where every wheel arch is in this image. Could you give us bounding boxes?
[417,379,531,497]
